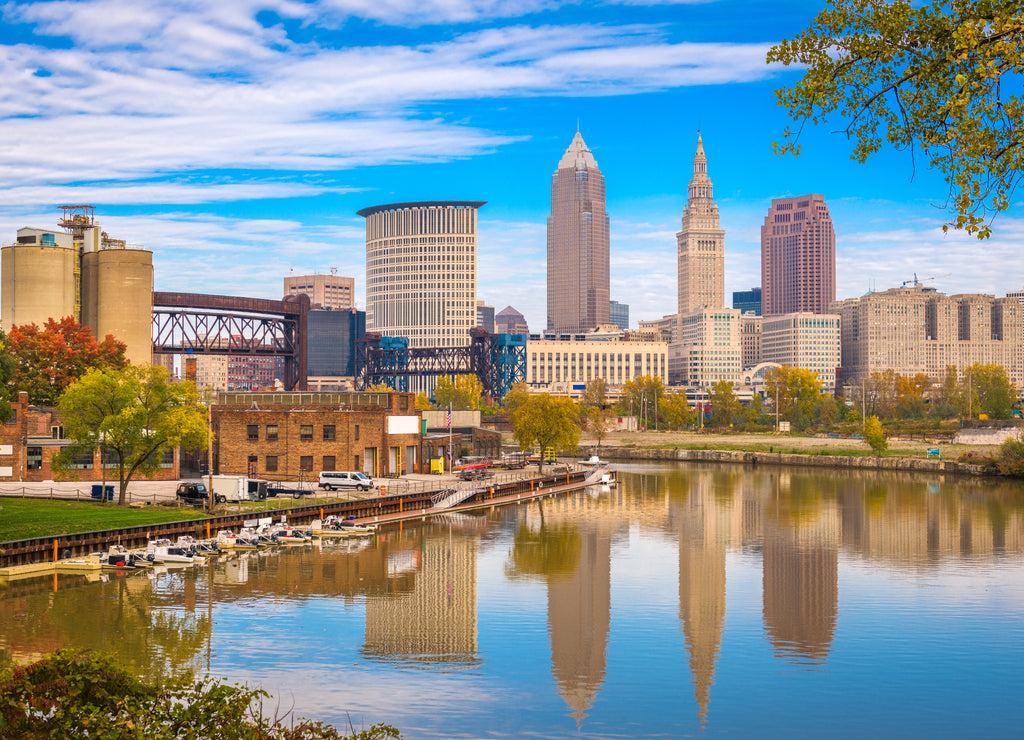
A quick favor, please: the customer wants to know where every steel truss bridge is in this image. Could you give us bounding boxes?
[354,328,526,400]
[152,292,309,391]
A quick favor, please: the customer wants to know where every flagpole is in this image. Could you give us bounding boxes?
[447,403,453,474]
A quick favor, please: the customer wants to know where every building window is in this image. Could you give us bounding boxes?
[323,425,336,441]
[300,425,313,441]
[323,455,336,471]
[399,395,408,411]
[299,455,313,472]
[27,446,42,470]
[51,425,65,440]
[247,425,259,441]
[267,425,278,441]
[266,455,278,472]
[354,425,360,441]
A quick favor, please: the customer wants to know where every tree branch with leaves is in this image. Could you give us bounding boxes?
[769,0,1024,237]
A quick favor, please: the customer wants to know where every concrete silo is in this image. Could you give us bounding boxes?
[81,246,154,367]
[1,228,80,331]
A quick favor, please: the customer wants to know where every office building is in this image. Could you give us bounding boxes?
[761,195,835,316]
[359,200,484,349]
[639,314,678,344]
[761,313,841,392]
[677,134,726,314]
[547,131,610,333]
[609,300,629,331]
[283,273,355,310]
[733,288,762,316]
[476,301,495,333]
[674,309,742,387]
[496,306,529,335]
[740,313,762,369]
[307,308,366,380]
[831,286,1023,387]
[526,336,668,389]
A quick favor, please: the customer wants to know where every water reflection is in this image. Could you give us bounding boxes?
[2,463,1023,738]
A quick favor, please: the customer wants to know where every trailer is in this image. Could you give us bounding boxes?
[210,475,268,503]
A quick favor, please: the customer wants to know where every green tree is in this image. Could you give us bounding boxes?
[865,369,900,419]
[55,365,208,506]
[580,377,609,409]
[511,393,581,473]
[769,0,1024,238]
[996,436,1024,477]
[7,316,127,405]
[0,649,401,739]
[618,375,665,429]
[433,374,485,411]
[500,381,530,416]
[414,392,433,410]
[863,414,888,455]
[709,380,742,428]
[965,363,1016,418]
[896,372,933,419]
[934,364,964,418]
[0,330,15,423]
[765,366,823,429]
[661,391,695,430]
[366,382,394,392]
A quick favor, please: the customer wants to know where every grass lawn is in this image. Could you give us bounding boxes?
[0,499,210,543]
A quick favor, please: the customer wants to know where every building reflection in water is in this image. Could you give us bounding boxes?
[2,464,1024,735]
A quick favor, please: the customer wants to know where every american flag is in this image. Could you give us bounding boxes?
[446,404,452,429]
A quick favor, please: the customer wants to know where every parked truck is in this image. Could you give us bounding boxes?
[210,475,269,503]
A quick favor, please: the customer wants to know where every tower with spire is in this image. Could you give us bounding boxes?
[677,133,726,314]
[547,130,610,333]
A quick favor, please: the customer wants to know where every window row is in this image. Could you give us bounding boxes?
[245,424,360,442]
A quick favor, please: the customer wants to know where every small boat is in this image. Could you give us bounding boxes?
[579,455,607,466]
[318,515,377,536]
[97,545,143,569]
[274,526,311,544]
[146,538,199,564]
[175,535,220,556]
[216,529,259,551]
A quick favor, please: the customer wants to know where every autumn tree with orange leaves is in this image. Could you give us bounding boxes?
[6,317,128,405]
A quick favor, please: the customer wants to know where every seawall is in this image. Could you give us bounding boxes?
[592,446,991,477]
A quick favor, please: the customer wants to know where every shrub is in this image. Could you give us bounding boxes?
[996,436,1024,477]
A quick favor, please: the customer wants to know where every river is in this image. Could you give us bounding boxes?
[3,462,1024,738]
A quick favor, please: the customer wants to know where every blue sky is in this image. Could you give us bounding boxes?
[3,0,1023,331]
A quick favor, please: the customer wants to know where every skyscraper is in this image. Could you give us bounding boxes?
[677,134,726,314]
[547,131,609,333]
[761,195,835,316]
[283,273,355,310]
[359,200,484,348]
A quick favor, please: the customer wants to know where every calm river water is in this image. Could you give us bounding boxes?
[4,462,1024,738]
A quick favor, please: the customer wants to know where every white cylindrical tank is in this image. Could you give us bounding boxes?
[81,248,154,366]
[1,241,79,331]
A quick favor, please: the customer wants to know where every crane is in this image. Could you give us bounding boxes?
[901,272,951,288]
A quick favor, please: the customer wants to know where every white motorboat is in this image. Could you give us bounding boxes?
[97,545,143,569]
[146,538,198,564]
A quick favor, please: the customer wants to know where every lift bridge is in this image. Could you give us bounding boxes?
[354,328,526,400]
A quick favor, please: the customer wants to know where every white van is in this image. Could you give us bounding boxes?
[318,471,375,492]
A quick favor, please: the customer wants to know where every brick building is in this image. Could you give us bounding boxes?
[212,391,423,481]
[0,391,179,482]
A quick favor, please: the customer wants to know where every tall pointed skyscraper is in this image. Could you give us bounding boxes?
[677,134,726,314]
[547,131,610,333]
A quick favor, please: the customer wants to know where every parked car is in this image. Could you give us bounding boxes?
[175,482,226,507]
[318,471,375,491]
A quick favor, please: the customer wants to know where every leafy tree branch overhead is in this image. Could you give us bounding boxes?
[769,0,1024,238]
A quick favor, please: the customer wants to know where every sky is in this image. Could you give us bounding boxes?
[2,0,1023,332]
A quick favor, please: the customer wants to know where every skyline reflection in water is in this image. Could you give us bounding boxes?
[2,462,1023,738]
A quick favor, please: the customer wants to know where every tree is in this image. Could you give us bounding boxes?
[586,408,612,453]
[996,435,1024,477]
[0,330,15,423]
[934,364,965,418]
[765,366,823,428]
[414,392,434,410]
[618,375,665,429]
[0,649,401,739]
[433,374,485,411]
[501,381,530,416]
[965,363,1016,418]
[511,393,581,473]
[709,380,742,428]
[769,0,1024,238]
[896,372,933,419]
[661,391,695,430]
[365,383,394,392]
[7,316,127,405]
[580,377,609,409]
[863,414,888,455]
[865,369,900,419]
[55,366,208,505]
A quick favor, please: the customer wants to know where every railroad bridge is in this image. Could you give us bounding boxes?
[152,292,309,391]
